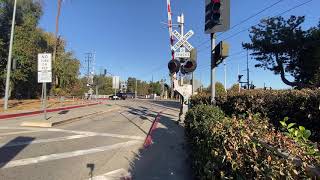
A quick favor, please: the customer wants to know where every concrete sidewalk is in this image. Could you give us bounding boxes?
[128,101,193,180]
[18,104,120,127]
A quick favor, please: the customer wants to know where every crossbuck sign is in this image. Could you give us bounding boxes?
[172,30,194,52]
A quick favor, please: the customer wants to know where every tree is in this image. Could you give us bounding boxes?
[127,77,136,93]
[149,81,162,95]
[92,75,113,95]
[204,82,226,97]
[0,0,83,98]
[243,16,320,88]
[215,82,226,97]
[229,83,240,93]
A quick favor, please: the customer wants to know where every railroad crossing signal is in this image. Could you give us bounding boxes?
[172,30,194,52]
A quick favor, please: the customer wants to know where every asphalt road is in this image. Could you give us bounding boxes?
[0,99,191,180]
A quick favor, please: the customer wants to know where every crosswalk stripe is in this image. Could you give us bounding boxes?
[0,127,145,140]
[0,130,42,137]
[0,134,93,148]
[0,140,141,169]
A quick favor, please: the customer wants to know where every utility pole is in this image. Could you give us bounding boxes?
[210,33,216,104]
[52,0,62,87]
[238,64,241,93]
[135,78,137,99]
[85,53,94,99]
[224,60,227,92]
[247,49,250,89]
[4,0,17,110]
[53,0,62,63]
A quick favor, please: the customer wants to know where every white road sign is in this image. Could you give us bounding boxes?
[38,53,52,71]
[175,51,190,58]
[112,76,120,89]
[172,30,194,51]
[38,71,52,83]
[38,53,52,83]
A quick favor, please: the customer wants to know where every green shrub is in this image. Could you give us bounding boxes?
[191,89,320,142]
[185,105,320,179]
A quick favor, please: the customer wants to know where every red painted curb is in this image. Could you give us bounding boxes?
[0,102,102,120]
[143,112,161,148]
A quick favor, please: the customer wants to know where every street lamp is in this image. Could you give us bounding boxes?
[4,0,17,110]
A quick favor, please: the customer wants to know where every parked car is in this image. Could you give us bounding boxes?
[117,93,127,100]
[109,95,119,100]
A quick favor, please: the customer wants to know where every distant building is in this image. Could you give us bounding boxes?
[120,81,127,93]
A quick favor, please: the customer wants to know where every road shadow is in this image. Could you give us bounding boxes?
[119,105,156,122]
[86,163,95,179]
[128,111,193,180]
[149,100,180,109]
[58,110,69,115]
[0,136,35,168]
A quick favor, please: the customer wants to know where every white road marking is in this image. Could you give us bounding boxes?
[1,140,141,169]
[0,134,94,148]
[89,168,131,180]
[0,127,145,140]
[0,130,42,137]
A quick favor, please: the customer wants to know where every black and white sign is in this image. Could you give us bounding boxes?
[172,30,194,52]
[38,53,52,83]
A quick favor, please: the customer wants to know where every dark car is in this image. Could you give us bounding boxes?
[117,93,127,100]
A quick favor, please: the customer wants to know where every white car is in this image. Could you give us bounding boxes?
[111,95,119,100]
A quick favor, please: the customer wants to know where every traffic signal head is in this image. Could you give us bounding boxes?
[205,0,230,33]
[238,75,243,82]
[182,60,197,74]
[213,41,229,67]
[212,0,221,25]
[168,59,181,74]
[190,48,197,62]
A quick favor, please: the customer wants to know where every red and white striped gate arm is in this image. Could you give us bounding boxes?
[166,0,175,60]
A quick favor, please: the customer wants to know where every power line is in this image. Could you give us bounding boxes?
[218,0,285,38]
[197,0,314,53]
[195,0,286,49]
[222,0,314,42]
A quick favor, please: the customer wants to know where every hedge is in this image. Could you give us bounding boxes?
[190,89,320,142]
[185,105,320,179]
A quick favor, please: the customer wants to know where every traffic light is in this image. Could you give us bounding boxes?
[205,0,230,33]
[213,41,229,67]
[238,75,243,82]
[182,60,197,74]
[180,48,197,74]
[168,59,181,74]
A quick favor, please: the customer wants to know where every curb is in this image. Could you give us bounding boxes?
[20,106,121,128]
[143,112,162,148]
[0,102,102,120]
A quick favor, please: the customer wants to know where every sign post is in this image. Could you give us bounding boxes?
[38,53,52,120]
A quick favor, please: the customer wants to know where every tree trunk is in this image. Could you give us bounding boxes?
[275,54,308,88]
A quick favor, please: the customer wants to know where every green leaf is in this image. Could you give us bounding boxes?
[299,126,305,131]
[304,130,311,139]
[283,117,289,122]
[287,123,296,129]
[280,121,287,127]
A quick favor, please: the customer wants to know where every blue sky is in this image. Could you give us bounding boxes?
[39,0,320,89]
